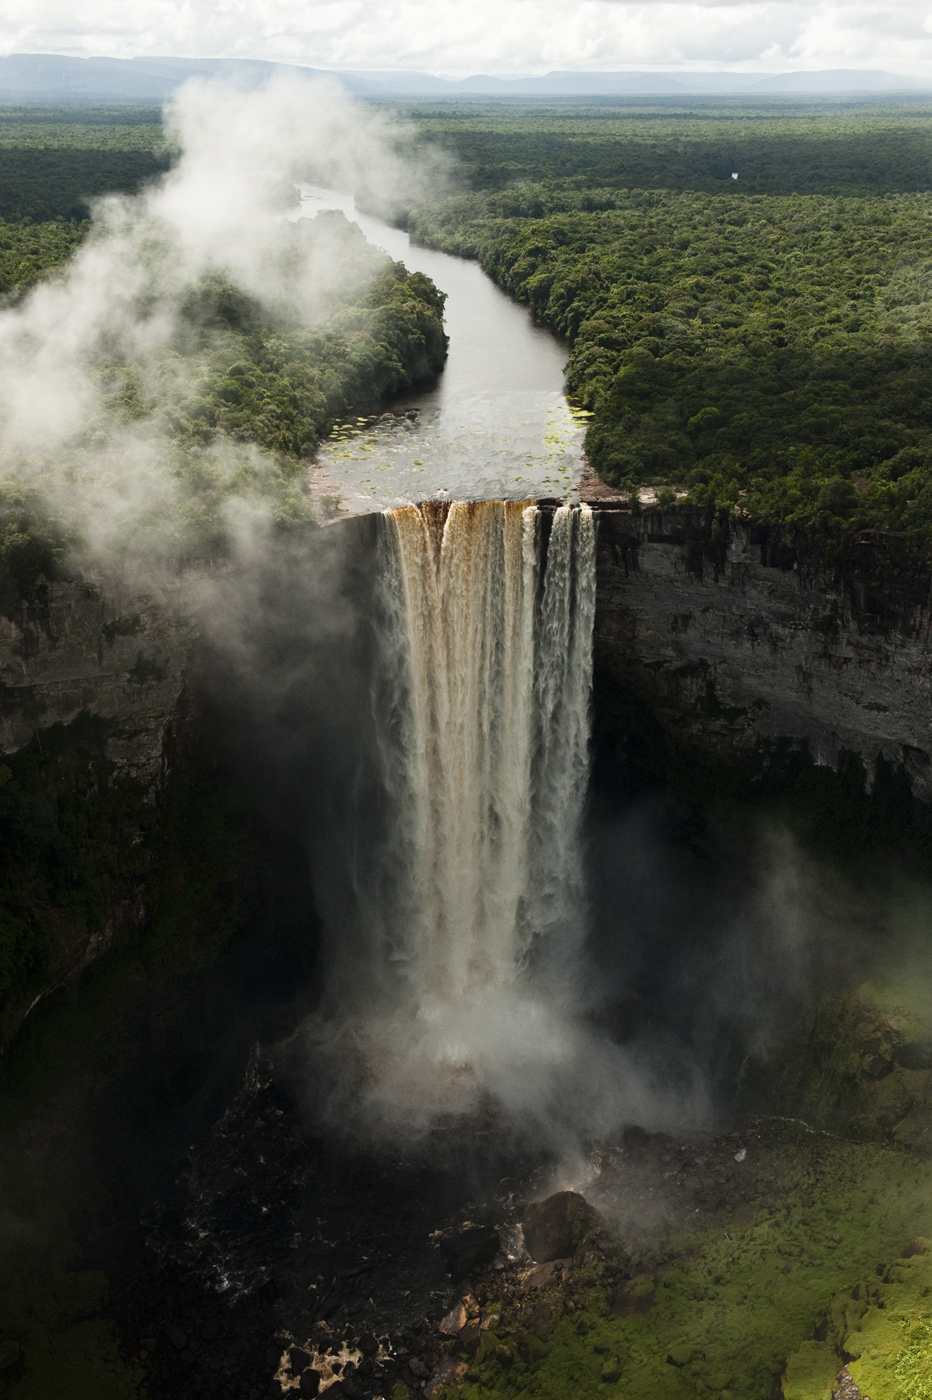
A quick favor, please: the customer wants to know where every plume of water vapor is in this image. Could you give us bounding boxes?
[0,72,449,580]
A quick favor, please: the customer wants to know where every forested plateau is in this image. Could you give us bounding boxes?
[405,97,932,562]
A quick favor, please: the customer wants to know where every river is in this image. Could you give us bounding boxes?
[289,186,587,513]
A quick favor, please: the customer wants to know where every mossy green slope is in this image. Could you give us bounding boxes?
[436,1132,932,1400]
[785,1240,932,1399]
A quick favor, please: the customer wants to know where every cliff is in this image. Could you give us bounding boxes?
[0,576,193,788]
[591,502,932,802]
[0,575,206,1044]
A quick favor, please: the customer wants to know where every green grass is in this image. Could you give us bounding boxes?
[439,1138,932,1400]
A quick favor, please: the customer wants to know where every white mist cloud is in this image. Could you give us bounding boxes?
[2,0,931,78]
[0,73,445,571]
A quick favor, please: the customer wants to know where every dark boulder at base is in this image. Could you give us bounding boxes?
[521,1190,601,1262]
[440,1225,500,1281]
[299,1369,322,1397]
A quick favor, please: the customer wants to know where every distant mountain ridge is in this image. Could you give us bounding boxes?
[0,53,927,103]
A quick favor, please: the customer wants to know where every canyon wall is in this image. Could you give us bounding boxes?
[4,500,932,1041]
[0,577,203,1043]
[0,576,193,787]
[592,503,932,800]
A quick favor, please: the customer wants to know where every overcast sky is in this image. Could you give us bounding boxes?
[2,0,929,79]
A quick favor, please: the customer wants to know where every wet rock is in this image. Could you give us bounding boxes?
[521,1191,601,1263]
[526,1300,557,1328]
[357,1332,379,1357]
[520,1260,569,1293]
[338,1363,367,1398]
[426,1356,468,1398]
[439,1302,467,1335]
[833,1366,870,1399]
[291,1346,312,1372]
[167,1325,188,1350]
[440,1225,500,1280]
[408,1355,430,1379]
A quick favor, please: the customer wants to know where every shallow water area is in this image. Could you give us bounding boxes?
[288,187,587,513]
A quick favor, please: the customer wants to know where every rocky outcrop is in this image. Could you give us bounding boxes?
[592,503,932,800]
[0,574,197,1044]
[521,1191,602,1264]
[0,575,194,786]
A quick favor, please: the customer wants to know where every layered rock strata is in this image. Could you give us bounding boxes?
[591,502,932,800]
[0,575,193,786]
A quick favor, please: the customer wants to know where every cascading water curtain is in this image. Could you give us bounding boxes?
[313,498,698,1138]
[376,500,596,1009]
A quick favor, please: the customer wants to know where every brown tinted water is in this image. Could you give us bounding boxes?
[291,187,587,513]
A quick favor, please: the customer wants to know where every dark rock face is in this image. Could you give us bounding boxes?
[591,503,932,800]
[439,1225,500,1281]
[521,1190,601,1263]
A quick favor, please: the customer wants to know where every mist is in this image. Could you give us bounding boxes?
[0,72,448,579]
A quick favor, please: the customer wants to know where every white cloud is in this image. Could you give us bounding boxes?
[1,0,931,77]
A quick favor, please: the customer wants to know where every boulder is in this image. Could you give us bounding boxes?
[439,1302,467,1335]
[439,1224,500,1280]
[521,1191,601,1262]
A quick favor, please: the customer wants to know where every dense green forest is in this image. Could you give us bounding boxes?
[0,216,87,297]
[397,97,932,196]
[0,107,168,220]
[403,96,932,553]
[6,95,932,559]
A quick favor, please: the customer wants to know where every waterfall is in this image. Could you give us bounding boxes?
[309,498,700,1140]
[379,501,594,1004]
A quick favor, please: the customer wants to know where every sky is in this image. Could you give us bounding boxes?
[0,0,929,80]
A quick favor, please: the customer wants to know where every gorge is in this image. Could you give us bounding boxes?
[3,86,932,1400]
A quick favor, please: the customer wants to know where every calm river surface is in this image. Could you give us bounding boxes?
[290,187,586,512]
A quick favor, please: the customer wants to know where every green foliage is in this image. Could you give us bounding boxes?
[398,97,932,198]
[0,485,68,612]
[0,218,88,298]
[438,1136,932,1400]
[0,213,447,590]
[786,1243,932,1399]
[410,183,932,554]
[0,149,170,222]
[159,253,447,466]
[0,106,167,222]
